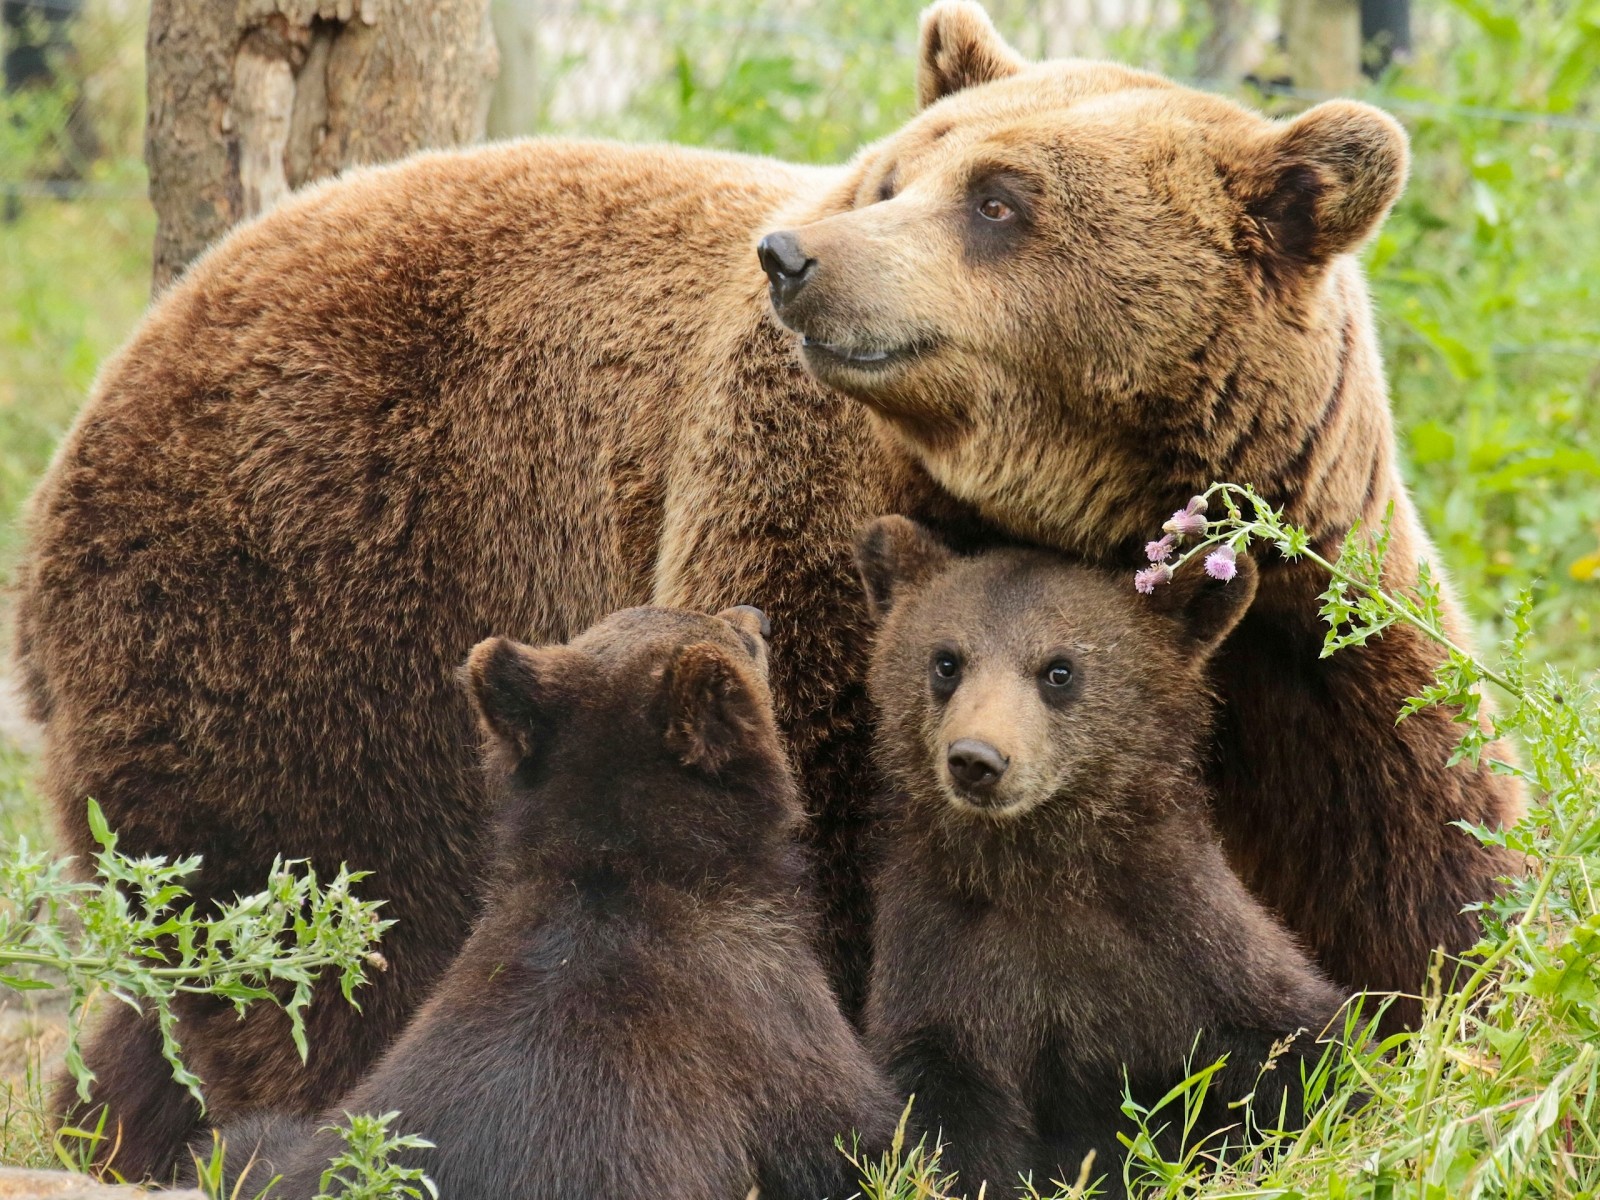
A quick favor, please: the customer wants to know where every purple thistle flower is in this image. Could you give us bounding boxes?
[1145,534,1176,563]
[1162,495,1209,540]
[1134,564,1173,594]
[1205,544,1238,582]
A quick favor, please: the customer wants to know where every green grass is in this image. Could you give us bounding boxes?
[1366,0,1600,677]
[0,0,150,574]
[0,2,152,1167]
[1,0,1597,1191]
[0,747,61,1172]
[0,182,154,571]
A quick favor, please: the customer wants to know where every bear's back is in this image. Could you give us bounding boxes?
[299,885,836,1199]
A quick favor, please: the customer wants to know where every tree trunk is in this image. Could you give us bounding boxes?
[1360,0,1411,76]
[1281,0,1362,95]
[1197,0,1248,83]
[486,0,542,138]
[145,0,498,294]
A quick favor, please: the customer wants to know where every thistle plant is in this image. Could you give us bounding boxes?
[1121,481,1600,1198]
[312,1111,438,1200]
[186,1111,437,1200]
[1,798,392,1107]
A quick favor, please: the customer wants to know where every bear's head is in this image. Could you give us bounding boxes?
[762,1,1408,554]
[462,604,798,878]
[856,515,1257,824]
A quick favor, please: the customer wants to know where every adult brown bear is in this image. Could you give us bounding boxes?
[15,0,1519,1178]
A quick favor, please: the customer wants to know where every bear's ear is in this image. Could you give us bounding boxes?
[461,637,585,759]
[855,515,954,619]
[917,1,1026,109]
[1234,100,1409,277]
[662,641,772,773]
[1147,552,1259,658]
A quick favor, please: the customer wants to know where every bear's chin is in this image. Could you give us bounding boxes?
[795,351,973,454]
[799,336,931,378]
[940,784,1047,820]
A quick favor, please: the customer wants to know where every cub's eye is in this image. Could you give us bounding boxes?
[1043,661,1074,688]
[977,198,1014,222]
[929,650,962,699]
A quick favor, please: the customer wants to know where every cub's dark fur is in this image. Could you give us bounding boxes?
[210,605,897,1200]
[856,518,1350,1197]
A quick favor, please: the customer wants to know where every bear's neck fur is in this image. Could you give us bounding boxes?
[907,261,1401,584]
[882,732,1210,909]
[488,764,809,905]
[492,842,814,931]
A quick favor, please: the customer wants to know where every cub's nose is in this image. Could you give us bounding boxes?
[946,739,1009,791]
[756,231,814,309]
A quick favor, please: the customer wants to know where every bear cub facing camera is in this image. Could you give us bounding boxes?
[856,517,1351,1198]
[213,605,898,1200]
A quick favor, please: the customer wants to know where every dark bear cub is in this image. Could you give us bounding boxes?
[856,517,1351,1198]
[212,605,898,1200]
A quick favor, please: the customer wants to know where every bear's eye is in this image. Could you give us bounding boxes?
[977,198,1014,222]
[929,650,962,698]
[1043,660,1074,688]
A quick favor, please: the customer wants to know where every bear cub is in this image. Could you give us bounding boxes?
[856,517,1351,1198]
[211,605,898,1200]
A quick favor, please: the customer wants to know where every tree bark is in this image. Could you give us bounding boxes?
[1281,0,1362,95]
[145,0,497,294]
[486,0,542,138]
[1197,0,1248,83]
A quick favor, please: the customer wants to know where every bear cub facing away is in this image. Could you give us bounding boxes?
[856,517,1351,1197]
[212,604,897,1200]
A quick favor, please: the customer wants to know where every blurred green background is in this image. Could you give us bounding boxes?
[1,0,1596,693]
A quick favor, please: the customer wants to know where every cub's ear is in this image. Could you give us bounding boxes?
[855,515,954,620]
[461,637,584,759]
[662,641,772,773]
[1147,552,1259,658]
[917,1,1026,109]
[1234,100,1409,276]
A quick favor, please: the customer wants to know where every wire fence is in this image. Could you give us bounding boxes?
[5,0,1598,210]
[6,0,1593,369]
[485,0,1202,138]
[3,0,1600,347]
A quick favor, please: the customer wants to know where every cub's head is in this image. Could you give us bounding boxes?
[856,516,1256,822]
[462,605,797,873]
[761,0,1408,550]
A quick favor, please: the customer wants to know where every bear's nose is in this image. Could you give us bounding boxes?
[756,231,814,309]
[946,739,1009,791]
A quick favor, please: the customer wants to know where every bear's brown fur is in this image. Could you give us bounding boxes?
[856,517,1349,1197]
[200,605,898,1200]
[16,0,1517,1174]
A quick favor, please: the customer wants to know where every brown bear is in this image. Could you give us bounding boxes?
[855,516,1351,1197]
[15,0,1518,1176]
[201,604,899,1200]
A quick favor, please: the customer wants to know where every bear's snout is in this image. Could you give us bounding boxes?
[757,231,815,310]
[946,738,1009,795]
